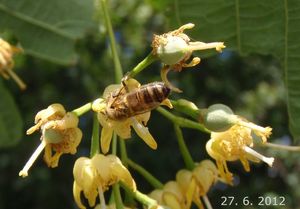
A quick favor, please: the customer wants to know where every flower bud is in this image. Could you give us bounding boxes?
[155,35,190,66]
[202,104,235,132]
[43,128,64,144]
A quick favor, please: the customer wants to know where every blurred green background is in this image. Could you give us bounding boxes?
[0,0,299,209]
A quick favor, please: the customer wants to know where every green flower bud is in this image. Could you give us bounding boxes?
[43,128,64,144]
[202,104,235,132]
[156,36,190,65]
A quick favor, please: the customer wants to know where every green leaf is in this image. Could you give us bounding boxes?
[0,0,96,64]
[0,81,23,147]
[171,0,300,141]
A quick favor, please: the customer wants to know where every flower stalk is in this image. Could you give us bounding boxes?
[127,158,163,189]
[72,102,92,117]
[174,125,195,170]
[120,182,158,208]
[262,142,300,151]
[112,184,124,209]
[99,0,123,82]
[119,139,128,167]
[156,107,209,133]
[90,113,100,157]
[170,99,201,120]
[126,53,158,78]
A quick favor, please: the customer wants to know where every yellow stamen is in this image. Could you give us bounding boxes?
[131,117,157,149]
[243,146,274,167]
[19,140,46,177]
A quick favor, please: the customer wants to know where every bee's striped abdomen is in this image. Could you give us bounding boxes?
[106,82,171,120]
[126,82,171,116]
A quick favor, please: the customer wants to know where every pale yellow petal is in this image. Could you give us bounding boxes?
[73,182,86,209]
[55,112,79,129]
[176,169,192,193]
[102,84,122,98]
[43,144,53,167]
[186,179,197,209]
[205,139,224,161]
[113,120,131,139]
[193,196,204,209]
[149,189,163,203]
[68,128,83,154]
[91,154,136,191]
[91,154,112,187]
[97,112,113,129]
[73,157,96,190]
[73,158,98,207]
[109,157,136,191]
[35,103,66,123]
[100,127,113,154]
[162,192,182,209]
[193,166,213,194]
[46,152,63,168]
[135,111,151,125]
[163,181,184,203]
[131,117,157,149]
[199,160,218,178]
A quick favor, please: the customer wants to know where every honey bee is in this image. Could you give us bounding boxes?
[105,81,171,120]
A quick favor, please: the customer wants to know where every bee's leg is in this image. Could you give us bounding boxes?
[121,74,130,93]
[110,86,125,108]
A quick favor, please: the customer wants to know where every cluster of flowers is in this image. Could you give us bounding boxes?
[17,24,275,209]
[149,160,220,209]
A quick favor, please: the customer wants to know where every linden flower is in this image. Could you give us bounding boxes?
[176,160,219,209]
[0,38,26,90]
[206,124,275,184]
[149,181,186,209]
[92,79,172,154]
[19,104,82,177]
[73,154,136,209]
[203,104,273,139]
[151,23,225,92]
